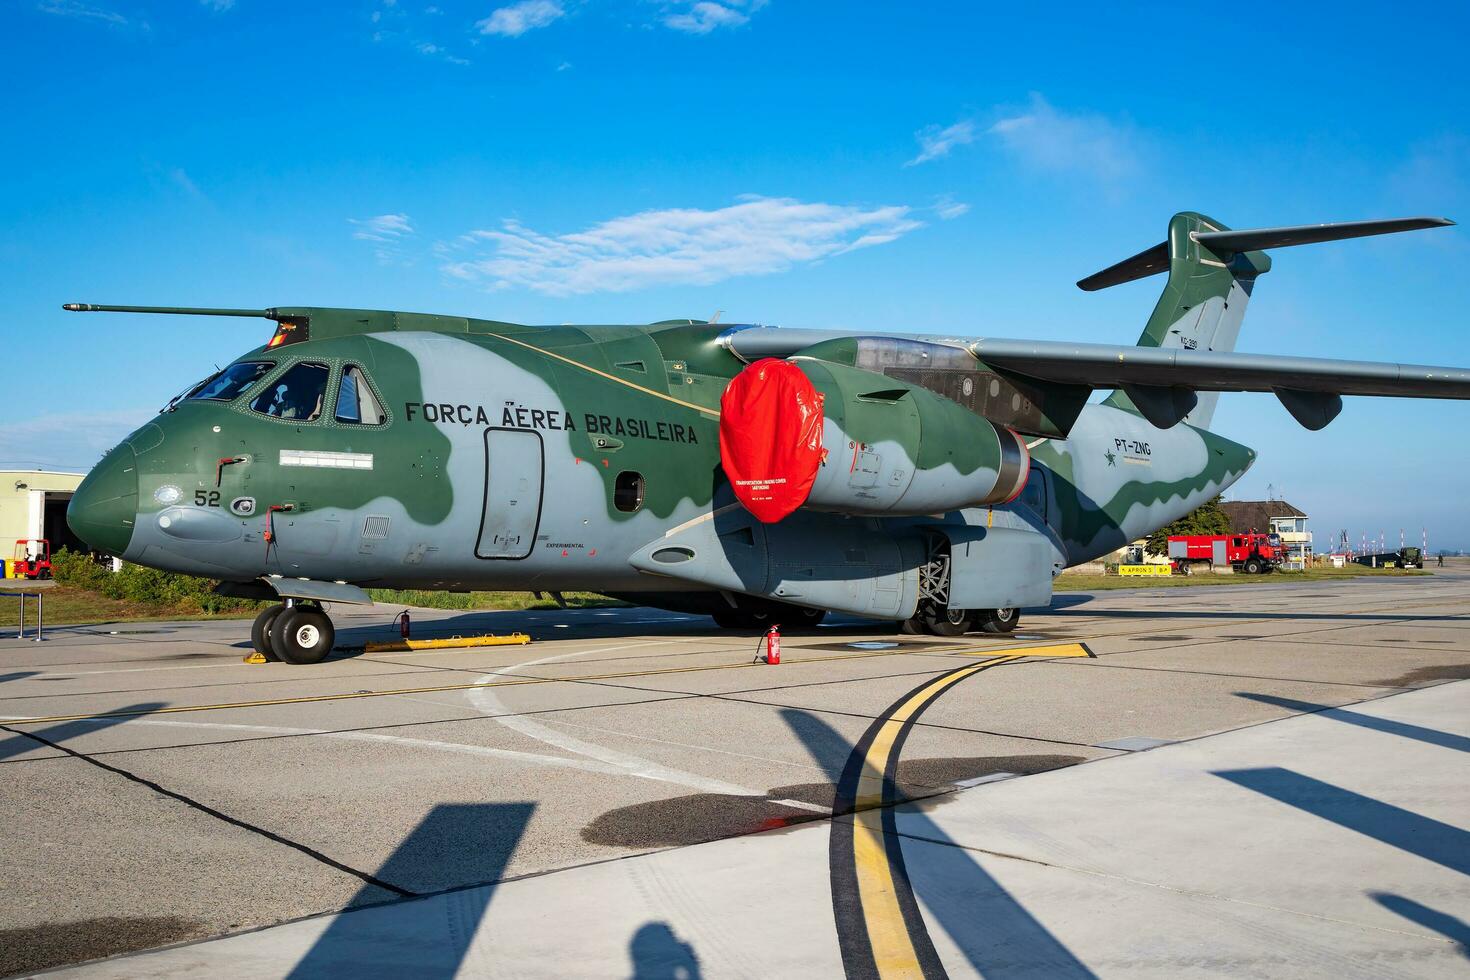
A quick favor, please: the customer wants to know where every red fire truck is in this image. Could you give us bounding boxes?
[1167,532,1284,574]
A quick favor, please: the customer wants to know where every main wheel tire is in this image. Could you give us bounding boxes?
[899,616,925,635]
[979,607,1021,634]
[251,604,285,661]
[1245,558,1264,575]
[923,606,974,636]
[271,606,335,665]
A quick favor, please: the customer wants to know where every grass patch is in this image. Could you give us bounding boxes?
[366,589,628,611]
[0,584,259,627]
[1056,565,1431,591]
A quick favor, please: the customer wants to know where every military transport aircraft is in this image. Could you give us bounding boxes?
[64,211,1468,663]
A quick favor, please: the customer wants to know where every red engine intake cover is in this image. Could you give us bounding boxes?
[719,358,824,523]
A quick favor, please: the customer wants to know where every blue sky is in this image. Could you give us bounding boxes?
[4,0,1468,549]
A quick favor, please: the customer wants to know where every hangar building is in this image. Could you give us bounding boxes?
[1,470,87,559]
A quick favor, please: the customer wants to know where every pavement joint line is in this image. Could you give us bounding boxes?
[1034,658,1408,691]
[0,721,415,898]
[0,643,1086,727]
[0,692,706,766]
[0,665,523,703]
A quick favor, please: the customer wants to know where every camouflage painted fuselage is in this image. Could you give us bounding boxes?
[84,315,1253,609]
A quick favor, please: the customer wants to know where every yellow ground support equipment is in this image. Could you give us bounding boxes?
[362,633,532,653]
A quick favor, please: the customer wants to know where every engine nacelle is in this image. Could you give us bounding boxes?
[719,357,1029,521]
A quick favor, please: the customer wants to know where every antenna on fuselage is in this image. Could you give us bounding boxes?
[63,304,278,318]
[64,304,308,348]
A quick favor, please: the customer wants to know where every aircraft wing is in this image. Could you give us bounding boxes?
[720,327,1470,430]
[962,338,1470,398]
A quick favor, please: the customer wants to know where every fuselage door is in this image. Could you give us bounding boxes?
[475,428,544,560]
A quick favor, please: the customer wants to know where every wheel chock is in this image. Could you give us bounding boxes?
[243,651,269,664]
[363,633,532,653]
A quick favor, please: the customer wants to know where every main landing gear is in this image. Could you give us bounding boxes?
[251,601,336,665]
[900,602,1020,637]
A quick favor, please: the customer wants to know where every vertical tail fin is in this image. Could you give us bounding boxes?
[1082,212,1451,429]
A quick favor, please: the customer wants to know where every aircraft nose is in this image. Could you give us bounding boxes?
[67,443,138,556]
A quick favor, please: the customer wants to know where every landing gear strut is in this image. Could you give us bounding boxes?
[251,601,336,664]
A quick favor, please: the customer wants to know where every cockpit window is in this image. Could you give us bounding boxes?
[334,365,386,425]
[250,362,329,421]
[188,362,275,403]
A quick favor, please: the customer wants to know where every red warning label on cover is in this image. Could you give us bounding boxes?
[719,358,824,523]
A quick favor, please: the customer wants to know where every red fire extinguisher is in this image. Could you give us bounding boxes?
[765,624,781,665]
[395,610,411,639]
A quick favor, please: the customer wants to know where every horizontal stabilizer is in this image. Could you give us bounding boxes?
[1076,242,1170,292]
[1195,217,1454,254]
[1077,215,1453,291]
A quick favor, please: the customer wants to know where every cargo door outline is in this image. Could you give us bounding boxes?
[475,427,544,560]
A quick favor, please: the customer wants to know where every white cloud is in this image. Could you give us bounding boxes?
[933,195,969,220]
[350,213,415,263]
[168,167,205,200]
[441,195,921,295]
[906,120,976,166]
[667,1,758,33]
[477,0,563,37]
[0,408,153,472]
[415,40,469,63]
[37,0,127,25]
[987,93,1139,183]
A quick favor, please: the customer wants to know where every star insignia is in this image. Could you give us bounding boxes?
[1105,450,1117,466]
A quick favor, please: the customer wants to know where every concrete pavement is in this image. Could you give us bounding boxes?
[1,570,1466,976]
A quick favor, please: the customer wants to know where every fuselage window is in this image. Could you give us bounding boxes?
[614,471,645,513]
[188,361,275,402]
[250,362,329,421]
[335,365,386,425]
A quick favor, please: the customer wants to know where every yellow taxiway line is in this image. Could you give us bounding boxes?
[833,642,1094,978]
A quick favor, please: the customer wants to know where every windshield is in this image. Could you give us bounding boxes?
[188,361,275,402]
[334,365,385,425]
[161,375,214,412]
[250,362,329,421]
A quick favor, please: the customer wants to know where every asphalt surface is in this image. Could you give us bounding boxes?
[1,568,1467,977]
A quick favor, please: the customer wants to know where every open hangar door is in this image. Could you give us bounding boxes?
[38,491,86,556]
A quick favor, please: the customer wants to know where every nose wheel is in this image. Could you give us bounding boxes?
[252,602,336,664]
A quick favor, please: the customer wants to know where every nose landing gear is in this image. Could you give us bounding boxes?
[250,601,336,664]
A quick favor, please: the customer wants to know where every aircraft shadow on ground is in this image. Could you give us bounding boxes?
[287,802,535,979]
[322,608,904,656]
[1214,768,1470,878]
[1235,692,1470,753]
[1215,763,1470,961]
[285,803,709,979]
[1369,893,1470,959]
[1049,606,1466,623]
[0,702,168,763]
[780,707,1096,978]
